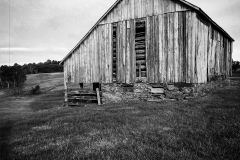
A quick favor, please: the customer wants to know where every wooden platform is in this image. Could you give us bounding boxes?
[66,89,102,107]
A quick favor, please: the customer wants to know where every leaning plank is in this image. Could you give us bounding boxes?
[96,88,101,105]
[64,82,68,107]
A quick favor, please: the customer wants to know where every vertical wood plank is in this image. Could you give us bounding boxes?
[178,12,183,83]
[96,27,100,82]
[131,19,136,83]
[207,26,212,81]
[134,0,138,19]
[182,12,186,83]
[89,35,92,83]
[126,20,131,84]
[93,30,96,83]
[79,46,82,83]
[154,0,159,15]
[86,38,89,83]
[174,13,179,83]
[122,21,126,83]
[150,16,154,83]
[159,0,164,14]
[105,24,109,83]
[99,26,104,83]
[191,12,196,83]
[117,21,123,83]
[163,14,168,83]
[103,25,107,83]
[168,13,174,83]
[130,0,134,19]
[109,24,113,83]
[158,14,163,83]
[146,16,150,82]
[76,48,79,84]
[186,12,191,83]
[154,15,159,83]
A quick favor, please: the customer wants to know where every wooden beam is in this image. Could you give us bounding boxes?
[96,88,101,105]
[64,81,68,107]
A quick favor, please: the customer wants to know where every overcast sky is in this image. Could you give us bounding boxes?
[0,0,240,66]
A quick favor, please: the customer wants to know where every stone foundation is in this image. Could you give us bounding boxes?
[101,79,230,104]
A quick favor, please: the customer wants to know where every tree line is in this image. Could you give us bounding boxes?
[0,60,63,88]
[22,59,63,75]
[233,61,240,72]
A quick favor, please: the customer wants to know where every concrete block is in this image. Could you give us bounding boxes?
[150,88,165,94]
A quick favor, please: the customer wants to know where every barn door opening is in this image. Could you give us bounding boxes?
[112,23,117,82]
[135,19,147,78]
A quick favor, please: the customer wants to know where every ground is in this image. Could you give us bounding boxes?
[0,72,240,159]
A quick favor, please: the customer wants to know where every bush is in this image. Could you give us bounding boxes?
[30,85,41,95]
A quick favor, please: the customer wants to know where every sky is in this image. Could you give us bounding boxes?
[0,0,240,66]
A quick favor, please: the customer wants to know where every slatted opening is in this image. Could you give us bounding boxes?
[112,23,117,82]
[135,19,147,78]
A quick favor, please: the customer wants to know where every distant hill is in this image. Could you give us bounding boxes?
[22,72,64,93]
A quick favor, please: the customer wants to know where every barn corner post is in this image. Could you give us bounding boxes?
[64,81,68,107]
[93,82,101,105]
[63,62,68,107]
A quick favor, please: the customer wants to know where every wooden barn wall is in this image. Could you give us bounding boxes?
[99,0,191,25]
[64,24,114,84]
[63,1,233,84]
[207,25,233,79]
[144,11,232,84]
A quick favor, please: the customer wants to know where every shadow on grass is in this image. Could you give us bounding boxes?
[27,93,64,112]
[0,122,13,159]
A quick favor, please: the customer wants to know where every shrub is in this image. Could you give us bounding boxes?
[30,85,41,95]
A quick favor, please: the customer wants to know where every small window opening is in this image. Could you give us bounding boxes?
[112,23,117,82]
[93,82,101,91]
[135,19,147,78]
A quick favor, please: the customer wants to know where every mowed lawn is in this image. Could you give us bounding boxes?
[0,73,240,159]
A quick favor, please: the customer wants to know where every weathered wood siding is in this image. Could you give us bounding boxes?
[63,0,233,85]
[99,0,191,25]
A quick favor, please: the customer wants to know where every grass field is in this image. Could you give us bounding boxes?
[0,73,240,159]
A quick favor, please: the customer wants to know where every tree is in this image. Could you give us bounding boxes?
[232,61,240,72]
[0,64,26,88]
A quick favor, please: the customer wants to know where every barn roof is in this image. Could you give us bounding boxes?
[60,0,234,65]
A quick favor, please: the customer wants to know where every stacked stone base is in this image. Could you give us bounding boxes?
[101,79,230,104]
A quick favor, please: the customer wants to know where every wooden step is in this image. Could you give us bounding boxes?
[68,96,100,100]
[68,90,101,94]
[68,103,85,107]
[68,98,98,103]
[68,93,98,96]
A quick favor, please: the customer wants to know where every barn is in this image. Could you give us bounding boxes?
[60,0,234,104]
